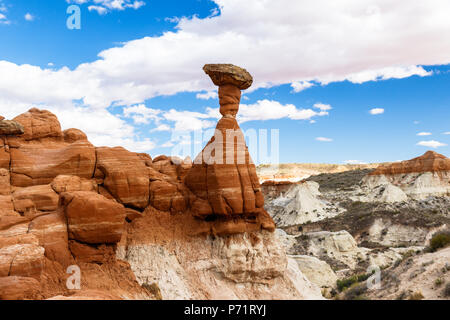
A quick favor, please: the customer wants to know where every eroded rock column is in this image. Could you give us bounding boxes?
[185,64,271,229]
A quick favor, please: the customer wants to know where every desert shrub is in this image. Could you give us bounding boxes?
[337,272,372,292]
[396,291,407,300]
[428,231,450,252]
[343,283,368,300]
[408,291,424,300]
[444,283,450,297]
[435,278,444,287]
[142,282,162,300]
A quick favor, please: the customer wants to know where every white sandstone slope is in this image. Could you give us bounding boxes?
[355,175,408,203]
[117,210,324,300]
[360,171,450,202]
[290,255,338,289]
[264,181,344,227]
[368,247,450,300]
[281,230,422,274]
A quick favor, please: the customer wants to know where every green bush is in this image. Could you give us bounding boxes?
[435,278,443,287]
[428,231,450,252]
[337,273,372,292]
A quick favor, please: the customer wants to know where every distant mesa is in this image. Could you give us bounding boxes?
[362,150,450,201]
[370,151,450,175]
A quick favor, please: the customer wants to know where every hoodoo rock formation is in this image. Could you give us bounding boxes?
[0,65,321,300]
[185,64,274,233]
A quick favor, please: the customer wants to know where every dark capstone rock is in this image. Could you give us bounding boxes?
[0,120,25,136]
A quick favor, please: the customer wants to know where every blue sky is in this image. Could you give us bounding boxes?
[0,0,449,164]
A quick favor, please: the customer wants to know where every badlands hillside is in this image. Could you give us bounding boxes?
[0,64,324,300]
[263,151,450,300]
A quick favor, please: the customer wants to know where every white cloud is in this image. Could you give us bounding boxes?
[369,108,385,115]
[162,109,216,131]
[151,124,171,132]
[344,160,368,165]
[161,141,174,148]
[122,99,328,132]
[237,100,329,123]
[342,65,431,84]
[55,107,155,151]
[313,103,332,111]
[291,81,314,93]
[316,137,333,142]
[88,6,108,15]
[24,13,34,21]
[123,104,161,124]
[196,91,218,100]
[0,12,9,25]
[417,140,447,148]
[443,132,450,135]
[417,132,432,136]
[69,0,145,14]
[1,0,447,111]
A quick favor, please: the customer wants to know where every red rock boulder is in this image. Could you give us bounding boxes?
[9,108,96,187]
[63,128,88,143]
[61,191,126,244]
[51,175,97,193]
[12,108,62,141]
[0,276,41,300]
[28,212,72,267]
[12,184,59,214]
[10,141,96,187]
[0,243,45,279]
[149,180,186,213]
[95,147,149,209]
